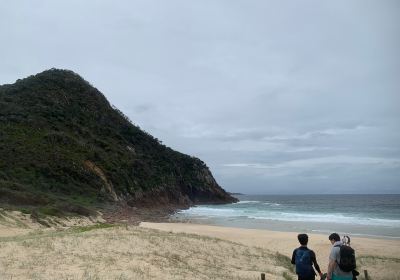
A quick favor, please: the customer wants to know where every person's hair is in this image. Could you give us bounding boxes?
[342,235,351,245]
[297,233,308,245]
[329,233,340,242]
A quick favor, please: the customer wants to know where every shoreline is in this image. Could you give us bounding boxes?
[174,194,400,240]
[169,215,400,240]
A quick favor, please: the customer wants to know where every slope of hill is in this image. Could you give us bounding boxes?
[0,69,237,217]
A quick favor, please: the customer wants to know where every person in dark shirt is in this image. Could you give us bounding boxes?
[291,233,323,280]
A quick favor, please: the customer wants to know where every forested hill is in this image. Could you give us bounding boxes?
[0,69,237,216]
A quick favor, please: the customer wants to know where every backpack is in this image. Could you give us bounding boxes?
[295,248,314,277]
[335,244,356,272]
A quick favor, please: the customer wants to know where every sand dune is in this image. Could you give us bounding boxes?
[0,225,290,279]
[0,209,399,280]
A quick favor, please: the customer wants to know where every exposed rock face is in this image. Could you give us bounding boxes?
[0,69,237,215]
[83,160,119,202]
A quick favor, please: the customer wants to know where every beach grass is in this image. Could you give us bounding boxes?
[0,222,294,280]
[356,255,400,280]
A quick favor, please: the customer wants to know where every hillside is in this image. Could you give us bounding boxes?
[0,69,237,217]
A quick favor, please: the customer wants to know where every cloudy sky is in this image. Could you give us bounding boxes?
[1,0,399,194]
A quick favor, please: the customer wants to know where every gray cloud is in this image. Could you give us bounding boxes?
[1,0,399,194]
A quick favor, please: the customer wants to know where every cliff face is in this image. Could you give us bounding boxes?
[0,69,237,216]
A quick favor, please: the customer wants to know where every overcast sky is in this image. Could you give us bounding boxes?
[1,0,399,194]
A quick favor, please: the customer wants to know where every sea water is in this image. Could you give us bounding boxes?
[172,194,400,239]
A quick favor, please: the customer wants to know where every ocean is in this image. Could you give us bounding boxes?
[172,194,400,239]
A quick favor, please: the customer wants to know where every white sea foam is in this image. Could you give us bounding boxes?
[236,201,260,204]
[310,229,400,239]
[263,202,281,206]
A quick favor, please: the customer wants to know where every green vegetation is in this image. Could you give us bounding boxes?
[282,271,294,280]
[0,69,235,216]
[358,255,400,265]
[274,252,295,273]
[72,223,115,233]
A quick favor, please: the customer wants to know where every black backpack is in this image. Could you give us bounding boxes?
[335,244,356,272]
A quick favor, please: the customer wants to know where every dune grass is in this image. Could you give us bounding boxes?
[0,223,296,280]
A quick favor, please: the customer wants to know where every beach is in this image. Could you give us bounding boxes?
[0,208,399,280]
[141,222,400,279]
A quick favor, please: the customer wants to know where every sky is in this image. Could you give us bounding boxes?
[1,0,399,194]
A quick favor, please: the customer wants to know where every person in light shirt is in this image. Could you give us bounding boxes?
[327,233,353,280]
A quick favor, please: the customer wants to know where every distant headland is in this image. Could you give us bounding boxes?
[0,69,237,223]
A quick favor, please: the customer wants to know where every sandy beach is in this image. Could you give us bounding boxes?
[0,209,399,280]
[141,222,400,280]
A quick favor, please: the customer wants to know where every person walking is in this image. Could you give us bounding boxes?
[327,233,353,280]
[291,233,323,280]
